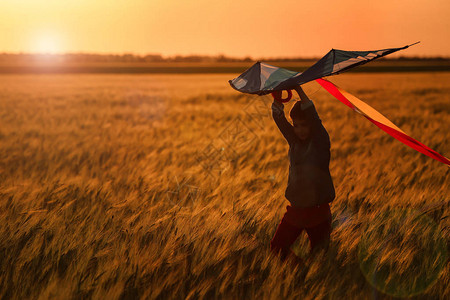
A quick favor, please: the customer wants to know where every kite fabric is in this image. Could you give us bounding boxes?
[315,78,450,167]
[229,43,418,95]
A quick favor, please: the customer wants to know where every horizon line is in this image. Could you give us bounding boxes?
[1,51,450,60]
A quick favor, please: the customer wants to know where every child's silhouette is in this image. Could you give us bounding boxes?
[270,85,335,266]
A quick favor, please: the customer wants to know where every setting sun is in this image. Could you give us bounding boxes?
[29,31,64,54]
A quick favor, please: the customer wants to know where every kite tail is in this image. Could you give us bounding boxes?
[316,78,450,167]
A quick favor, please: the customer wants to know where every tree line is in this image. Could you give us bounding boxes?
[0,53,447,63]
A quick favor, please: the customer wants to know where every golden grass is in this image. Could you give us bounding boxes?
[0,73,449,299]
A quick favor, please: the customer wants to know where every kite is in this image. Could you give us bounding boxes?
[228,42,450,166]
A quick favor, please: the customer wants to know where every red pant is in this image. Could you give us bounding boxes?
[270,203,332,265]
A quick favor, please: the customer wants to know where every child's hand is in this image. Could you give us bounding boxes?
[272,90,283,100]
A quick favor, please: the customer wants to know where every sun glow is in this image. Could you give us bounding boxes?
[29,31,64,54]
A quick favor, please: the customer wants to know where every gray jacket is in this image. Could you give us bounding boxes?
[272,100,335,207]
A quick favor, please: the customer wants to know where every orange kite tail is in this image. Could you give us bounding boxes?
[316,78,450,167]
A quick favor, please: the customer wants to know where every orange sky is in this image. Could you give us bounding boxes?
[1,0,449,57]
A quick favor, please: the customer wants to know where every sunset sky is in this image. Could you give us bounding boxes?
[1,0,449,58]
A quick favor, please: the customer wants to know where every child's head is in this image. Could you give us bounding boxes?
[290,101,311,140]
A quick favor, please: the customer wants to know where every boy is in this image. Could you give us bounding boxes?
[270,85,335,266]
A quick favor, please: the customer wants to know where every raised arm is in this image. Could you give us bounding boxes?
[271,99,299,146]
[293,86,331,149]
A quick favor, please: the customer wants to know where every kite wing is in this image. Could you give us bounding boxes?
[229,43,417,95]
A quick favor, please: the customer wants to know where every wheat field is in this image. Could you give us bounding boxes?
[0,72,449,299]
